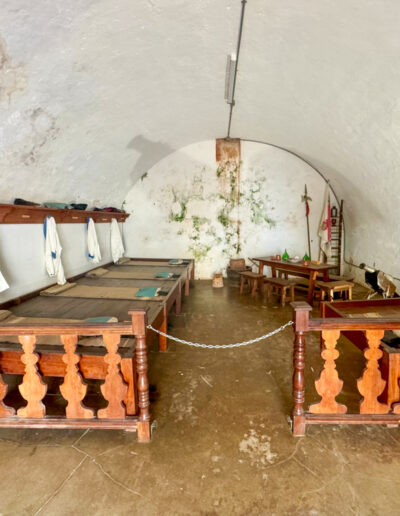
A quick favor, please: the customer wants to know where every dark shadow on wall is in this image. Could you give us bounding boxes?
[127,135,175,183]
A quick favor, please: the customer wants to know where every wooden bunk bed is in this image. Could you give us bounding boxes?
[0,258,194,441]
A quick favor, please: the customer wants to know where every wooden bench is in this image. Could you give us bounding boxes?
[315,280,354,302]
[239,272,265,297]
[264,277,296,307]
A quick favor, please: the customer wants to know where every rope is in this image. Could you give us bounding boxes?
[146,320,293,349]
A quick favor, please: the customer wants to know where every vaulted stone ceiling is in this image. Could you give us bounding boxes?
[1,0,399,273]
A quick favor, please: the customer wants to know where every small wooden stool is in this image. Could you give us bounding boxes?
[239,271,265,297]
[264,278,295,307]
[315,280,354,302]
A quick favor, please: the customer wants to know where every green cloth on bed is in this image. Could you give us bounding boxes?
[169,259,182,264]
[136,287,159,298]
[155,271,170,278]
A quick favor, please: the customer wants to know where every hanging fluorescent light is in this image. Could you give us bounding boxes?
[224,53,237,104]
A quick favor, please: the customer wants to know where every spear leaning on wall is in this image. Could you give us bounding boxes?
[302,184,312,260]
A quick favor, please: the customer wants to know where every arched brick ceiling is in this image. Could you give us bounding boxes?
[1,1,398,273]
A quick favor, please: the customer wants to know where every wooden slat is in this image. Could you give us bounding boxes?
[0,416,138,430]
[309,318,400,331]
[305,413,400,425]
[0,322,133,335]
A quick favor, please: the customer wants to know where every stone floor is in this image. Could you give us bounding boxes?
[1,281,400,515]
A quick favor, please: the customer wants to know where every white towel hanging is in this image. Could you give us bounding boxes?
[87,217,102,263]
[44,216,66,285]
[111,218,125,263]
[0,270,9,293]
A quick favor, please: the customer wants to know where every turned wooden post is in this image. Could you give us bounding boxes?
[291,302,312,436]
[130,310,151,442]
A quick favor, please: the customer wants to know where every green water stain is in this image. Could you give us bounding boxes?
[169,199,187,222]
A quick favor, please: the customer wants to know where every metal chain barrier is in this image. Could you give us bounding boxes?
[146,320,293,349]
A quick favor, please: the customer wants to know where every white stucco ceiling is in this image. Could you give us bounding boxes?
[0,0,239,205]
[1,1,399,271]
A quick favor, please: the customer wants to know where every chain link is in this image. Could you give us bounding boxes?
[146,320,293,349]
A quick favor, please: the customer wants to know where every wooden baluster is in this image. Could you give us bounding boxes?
[291,302,312,436]
[357,330,389,414]
[17,335,47,418]
[60,335,94,419]
[130,310,151,442]
[309,330,347,414]
[98,334,127,419]
[0,374,15,417]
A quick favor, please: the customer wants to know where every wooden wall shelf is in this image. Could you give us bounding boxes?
[0,204,130,224]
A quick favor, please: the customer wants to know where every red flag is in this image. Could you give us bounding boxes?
[319,186,332,258]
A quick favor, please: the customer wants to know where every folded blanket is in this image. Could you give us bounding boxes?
[0,310,12,322]
[135,287,160,298]
[41,282,76,295]
[155,271,171,278]
[169,259,190,265]
[117,257,131,264]
[86,267,109,278]
[155,271,181,279]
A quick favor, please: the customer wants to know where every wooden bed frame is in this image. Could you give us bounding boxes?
[291,301,400,436]
[0,257,195,441]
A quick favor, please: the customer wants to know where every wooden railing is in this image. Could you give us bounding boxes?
[292,302,400,436]
[0,310,151,442]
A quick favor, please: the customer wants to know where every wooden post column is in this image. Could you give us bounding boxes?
[291,302,312,436]
[130,310,151,442]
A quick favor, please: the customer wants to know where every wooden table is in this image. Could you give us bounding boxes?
[253,257,332,305]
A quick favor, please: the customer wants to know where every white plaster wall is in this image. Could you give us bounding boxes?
[233,0,400,281]
[1,0,399,284]
[0,0,238,206]
[124,141,335,278]
[0,222,123,303]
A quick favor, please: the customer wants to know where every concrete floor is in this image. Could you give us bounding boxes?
[1,281,400,515]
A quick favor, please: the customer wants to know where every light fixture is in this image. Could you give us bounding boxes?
[224,53,237,105]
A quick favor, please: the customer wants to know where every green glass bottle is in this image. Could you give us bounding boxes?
[282,249,290,260]
[302,253,311,261]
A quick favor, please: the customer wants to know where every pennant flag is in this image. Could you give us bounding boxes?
[318,185,332,259]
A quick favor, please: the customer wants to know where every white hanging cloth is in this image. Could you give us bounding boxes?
[44,216,66,285]
[318,184,332,259]
[0,270,9,293]
[87,217,102,263]
[111,218,125,263]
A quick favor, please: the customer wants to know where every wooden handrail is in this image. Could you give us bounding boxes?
[0,322,134,335]
[309,318,400,331]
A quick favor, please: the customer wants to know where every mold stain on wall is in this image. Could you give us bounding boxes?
[0,35,27,103]
[22,108,59,165]
[164,140,276,266]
